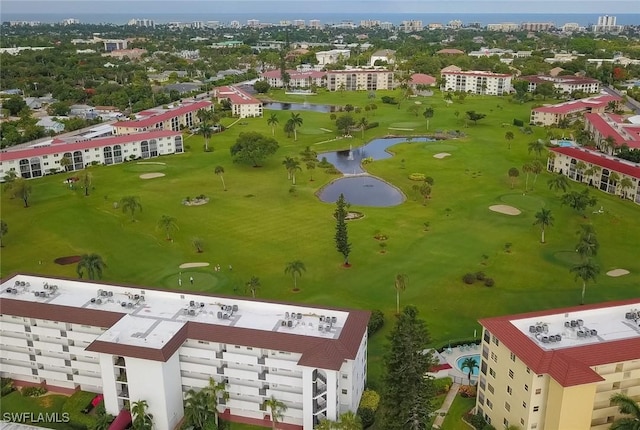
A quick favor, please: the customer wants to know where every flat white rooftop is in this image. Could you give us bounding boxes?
[510,303,640,351]
[1,275,348,350]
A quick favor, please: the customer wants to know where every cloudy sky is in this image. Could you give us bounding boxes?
[3,0,638,14]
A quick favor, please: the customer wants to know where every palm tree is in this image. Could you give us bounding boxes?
[574,161,587,184]
[214,165,226,191]
[284,260,306,291]
[120,196,142,221]
[0,219,7,247]
[267,113,279,136]
[338,411,363,430]
[508,167,519,189]
[530,160,543,188]
[131,400,153,430]
[288,159,302,185]
[570,259,600,305]
[289,113,303,141]
[528,140,545,158]
[157,215,178,241]
[358,117,368,138]
[609,393,640,430]
[306,161,316,181]
[245,276,261,298]
[423,106,434,130]
[533,208,554,243]
[9,178,32,208]
[192,237,204,253]
[394,273,408,315]
[183,389,211,430]
[548,174,570,193]
[60,156,72,172]
[199,122,213,152]
[76,253,107,280]
[461,356,479,385]
[609,172,622,194]
[203,377,228,427]
[81,169,92,196]
[576,235,599,260]
[522,162,533,192]
[602,135,617,154]
[505,131,514,149]
[315,419,337,430]
[264,396,287,430]
[94,410,114,430]
[619,177,633,199]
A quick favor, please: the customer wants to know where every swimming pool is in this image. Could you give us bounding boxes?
[558,140,575,147]
[456,354,481,376]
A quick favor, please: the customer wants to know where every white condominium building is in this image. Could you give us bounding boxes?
[441,68,512,95]
[0,274,369,430]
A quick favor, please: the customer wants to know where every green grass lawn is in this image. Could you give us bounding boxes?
[2,89,639,389]
[0,391,70,429]
[440,395,477,430]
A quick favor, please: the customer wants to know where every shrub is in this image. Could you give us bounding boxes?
[467,413,488,430]
[381,96,397,105]
[62,391,99,430]
[475,271,486,281]
[357,407,375,428]
[484,278,495,287]
[513,118,524,127]
[318,157,333,168]
[408,173,426,181]
[21,386,47,397]
[368,310,384,335]
[365,121,379,129]
[359,389,381,411]
[324,167,341,175]
[373,230,388,240]
[1,378,15,396]
[463,273,476,284]
[459,384,477,398]
[433,377,452,395]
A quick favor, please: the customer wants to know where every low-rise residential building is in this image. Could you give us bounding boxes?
[476,298,640,430]
[261,70,326,89]
[103,48,147,61]
[544,53,580,64]
[0,130,183,178]
[547,146,640,203]
[529,94,620,126]
[213,86,262,118]
[520,75,601,95]
[486,23,518,32]
[441,67,512,95]
[103,39,128,52]
[584,112,640,152]
[400,20,423,32]
[409,73,437,90]
[36,117,65,134]
[369,49,395,66]
[315,49,351,66]
[0,274,369,430]
[519,22,554,32]
[113,101,212,135]
[325,69,395,91]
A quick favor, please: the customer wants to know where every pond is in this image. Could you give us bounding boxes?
[263,102,336,113]
[317,137,435,207]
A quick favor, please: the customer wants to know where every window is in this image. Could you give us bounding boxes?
[491,352,498,363]
[486,399,493,409]
[520,418,525,425]
[509,369,514,379]
[488,384,494,394]
[504,418,509,427]
[341,389,347,395]
[510,352,516,362]
[524,384,529,391]
[523,401,527,408]
[533,406,539,412]
[342,374,348,379]
[526,367,531,373]
[507,386,512,395]
[489,368,496,378]
[535,388,541,395]
[492,335,499,346]
[532,424,537,429]
[505,402,510,412]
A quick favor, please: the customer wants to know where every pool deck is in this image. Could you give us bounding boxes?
[427,344,481,384]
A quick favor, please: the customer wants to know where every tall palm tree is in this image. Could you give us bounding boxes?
[619,177,633,199]
[602,135,617,154]
[81,169,92,197]
[131,400,153,430]
[306,161,316,181]
[203,377,228,427]
[423,107,434,130]
[394,273,408,315]
[508,167,519,189]
[533,208,554,243]
[338,410,363,430]
[505,131,514,149]
[289,113,303,141]
[530,159,543,188]
[461,356,479,385]
[574,161,587,183]
[288,159,302,185]
[609,172,622,193]
[214,165,226,191]
[76,253,107,280]
[264,396,287,430]
[245,276,261,298]
[282,156,294,179]
[548,174,570,193]
[528,140,545,158]
[576,235,599,260]
[570,259,600,305]
[267,113,279,136]
[157,215,178,241]
[284,260,306,291]
[60,156,72,172]
[609,393,640,430]
[358,117,368,138]
[183,389,211,430]
[199,122,213,152]
[522,162,533,192]
[120,196,142,221]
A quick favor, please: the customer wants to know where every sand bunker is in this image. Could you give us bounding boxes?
[489,205,521,215]
[179,262,210,269]
[607,269,630,277]
[433,153,451,159]
[140,173,165,179]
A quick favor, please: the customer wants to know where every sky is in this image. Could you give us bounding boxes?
[2,0,639,15]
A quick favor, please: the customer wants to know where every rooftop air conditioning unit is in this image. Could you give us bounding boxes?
[232,305,238,312]
[96,298,102,305]
[188,309,196,316]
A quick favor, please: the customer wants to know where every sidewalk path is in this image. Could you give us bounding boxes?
[432,382,461,429]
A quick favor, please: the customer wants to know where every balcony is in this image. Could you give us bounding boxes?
[258,370,268,381]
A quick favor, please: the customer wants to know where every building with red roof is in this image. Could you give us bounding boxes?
[409,73,437,88]
[440,68,512,95]
[530,94,620,126]
[520,75,601,95]
[0,274,370,430]
[260,69,326,89]
[0,130,183,179]
[436,48,465,55]
[584,112,640,151]
[213,86,262,118]
[113,100,212,136]
[476,298,640,430]
[547,146,640,204]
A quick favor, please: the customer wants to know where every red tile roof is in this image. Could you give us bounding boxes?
[410,73,436,85]
[584,112,640,149]
[215,86,262,105]
[113,101,212,128]
[0,130,180,162]
[436,49,465,55]
[532,94,619,114]
[441,70,511,78]
[549,146,640,178]
[480,298,640,387]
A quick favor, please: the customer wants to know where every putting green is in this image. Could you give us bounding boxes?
[500,193,547,212]
[389,121,422,128]
[124,164,168,173]
[162,271,223,292]
[553,251,583,267]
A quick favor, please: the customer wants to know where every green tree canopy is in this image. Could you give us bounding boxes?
[230,132,279,167]
[334,193,352,266]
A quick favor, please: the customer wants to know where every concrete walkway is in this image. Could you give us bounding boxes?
[432,382,461,429]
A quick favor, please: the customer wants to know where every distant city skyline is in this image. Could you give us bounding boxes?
[3,0,639,15]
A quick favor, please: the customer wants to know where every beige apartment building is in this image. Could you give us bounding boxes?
[325,69,394,91]
[476,299,640,430]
